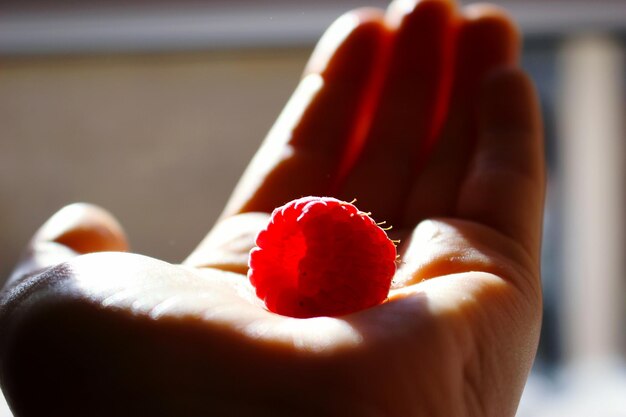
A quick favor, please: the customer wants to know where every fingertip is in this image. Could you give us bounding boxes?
[460,3,521,65]
[303,7,386,76]
[463,3,519,36]
[34,203,129,254]
[386,0,458,29]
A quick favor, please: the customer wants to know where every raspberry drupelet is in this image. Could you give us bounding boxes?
[248,196,397,318]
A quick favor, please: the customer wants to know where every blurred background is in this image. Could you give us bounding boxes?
[0,0,625,415]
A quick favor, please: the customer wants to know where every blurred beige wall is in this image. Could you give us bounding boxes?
[0,49,309,283]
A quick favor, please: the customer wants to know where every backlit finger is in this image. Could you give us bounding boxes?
[402,5,520,225]
[220,9,388,218]
[338,0,457,226]
[457,68,544,261]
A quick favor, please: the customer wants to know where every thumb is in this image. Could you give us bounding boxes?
[7,203,128,286]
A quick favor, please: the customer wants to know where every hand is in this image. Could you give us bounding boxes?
[0,0,544,416]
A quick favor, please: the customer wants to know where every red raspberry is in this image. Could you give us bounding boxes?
[248,196,397,318]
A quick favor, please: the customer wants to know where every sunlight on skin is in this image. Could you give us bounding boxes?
[303,12,361,75]
[240,316,365,353]
[388,0,428,17]
[34,203,128,254]
[67,240,526,358]
[395,219,501,286]
[65,247,508,357]
[386,0,439,27]
[70,252,367,353]
[34,205,89,244]
[263,73,324,153]
[7,242,75,284]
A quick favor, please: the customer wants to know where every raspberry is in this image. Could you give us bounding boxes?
[248,196,397,318]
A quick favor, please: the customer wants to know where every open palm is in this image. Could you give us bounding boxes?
[0,0,544,416]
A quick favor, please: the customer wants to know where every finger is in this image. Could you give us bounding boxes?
[337,0,457,225]
[219,8,388,218]
[7,203,128,286]
[402,5,520,225]
[394,218,538,289]
[457,68,545,260]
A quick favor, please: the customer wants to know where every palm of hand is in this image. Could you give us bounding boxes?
[0,1,544,416]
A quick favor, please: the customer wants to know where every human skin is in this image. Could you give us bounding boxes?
[0,0,545,416]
